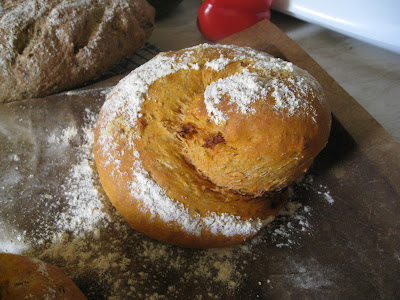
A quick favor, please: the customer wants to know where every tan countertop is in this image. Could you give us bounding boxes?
[149,0,400,142]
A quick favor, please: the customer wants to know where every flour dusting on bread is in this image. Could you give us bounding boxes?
[97,45,279,239]
[94,43,331,247]
[204,71,269,124]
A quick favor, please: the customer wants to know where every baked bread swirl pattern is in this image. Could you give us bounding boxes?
[0,0,154,103]
[94,44,331,248]
[0,253,86,299]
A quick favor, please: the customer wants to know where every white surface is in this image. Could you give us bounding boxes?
[149,0,400,142]
[272,0,400,54]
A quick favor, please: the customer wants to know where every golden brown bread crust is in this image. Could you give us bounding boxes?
[94,44,331,248]
[0,253,86,299]
[0,0,155,103]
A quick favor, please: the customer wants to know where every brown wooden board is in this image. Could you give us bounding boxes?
[1,19,399,299]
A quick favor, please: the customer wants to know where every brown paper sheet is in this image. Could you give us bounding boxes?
[1,20,400,299]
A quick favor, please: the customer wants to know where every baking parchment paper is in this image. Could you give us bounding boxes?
[1,34,400,299]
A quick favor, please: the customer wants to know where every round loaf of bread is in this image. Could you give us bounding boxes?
[94,44,331,248]
[0,0,155,103]
[0,253,86,299]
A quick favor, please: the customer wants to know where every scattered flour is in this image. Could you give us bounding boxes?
[316,184,335,205]
[284,258,334,290]
[9,153,20,161]
[48,126,77,144]
[0,221,30,254]
[54,109,110,237]
[323,191,335,205]
[260,200,313,248]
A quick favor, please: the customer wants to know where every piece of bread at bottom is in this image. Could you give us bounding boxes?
[0,253,86,299]
[94,44,331,248]
[0,0,155,103]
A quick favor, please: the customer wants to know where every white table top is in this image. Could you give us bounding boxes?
[149,0,400,142]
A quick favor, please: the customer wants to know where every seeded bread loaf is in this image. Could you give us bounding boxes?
[0,0,155,103]
[94,44,331,248]
[0,253,86,299]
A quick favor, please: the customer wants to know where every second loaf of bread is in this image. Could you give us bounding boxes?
[0,0,155,103]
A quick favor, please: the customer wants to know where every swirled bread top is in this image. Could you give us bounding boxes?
[95,44,329,237]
